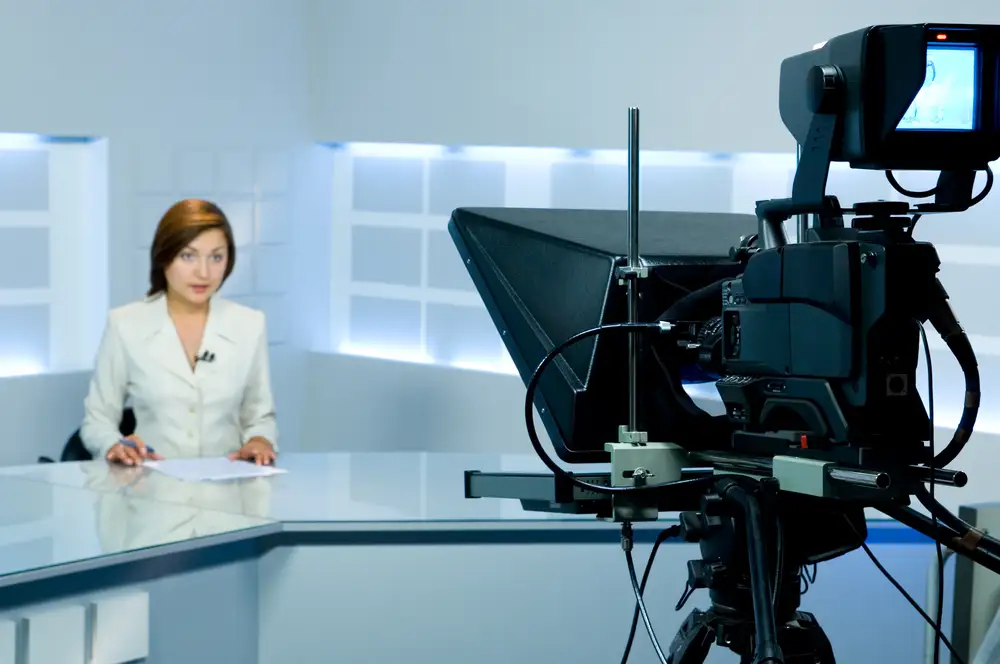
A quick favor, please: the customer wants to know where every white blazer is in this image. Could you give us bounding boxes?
[80,294,278,460]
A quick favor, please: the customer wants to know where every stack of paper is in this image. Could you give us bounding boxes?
[143,458,287,482]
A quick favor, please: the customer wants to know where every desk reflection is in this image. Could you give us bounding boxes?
[80,464,273,550]
[6,453,596,523]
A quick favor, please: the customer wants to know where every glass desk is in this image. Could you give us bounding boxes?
[0,451,925,587]
[0,471,275,587]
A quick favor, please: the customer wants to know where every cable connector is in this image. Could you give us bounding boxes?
[621,521,634,553]
[657,321,674,334]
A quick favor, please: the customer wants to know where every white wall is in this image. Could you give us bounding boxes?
[0,0,315,463]
[305,0,1000,153]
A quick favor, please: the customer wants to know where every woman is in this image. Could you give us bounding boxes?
[80,199,278,466]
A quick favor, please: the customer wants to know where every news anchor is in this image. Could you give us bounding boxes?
[80,199,278,466]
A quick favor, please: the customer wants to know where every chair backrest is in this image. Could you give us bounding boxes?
[60,430,91,462]
[60,408,137,462]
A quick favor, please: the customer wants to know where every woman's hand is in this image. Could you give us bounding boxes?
[105,434,162,466]
[228,437,276,465]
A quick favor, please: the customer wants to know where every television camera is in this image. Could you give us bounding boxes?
[450,23,1000,664]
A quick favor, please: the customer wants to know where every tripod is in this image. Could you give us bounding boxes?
[659,476,861,664]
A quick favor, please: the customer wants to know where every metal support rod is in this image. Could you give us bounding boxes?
[691,451,895,491]
[827,466,890,490]
[627,107,640,432]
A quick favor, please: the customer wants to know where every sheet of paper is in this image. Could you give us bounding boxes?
[143,458,287,482]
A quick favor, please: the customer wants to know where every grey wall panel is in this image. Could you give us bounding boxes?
[425,303,501,363]
[348,296,421,351]
[428,159,506,215]
[351,226,422,286]
[426,229,474,292]
[0,305,49,370]
[0,228,49,289]
[0,150,49,211]
[352,158,423,214]
[642,164,733,213]
[550,162,627,210]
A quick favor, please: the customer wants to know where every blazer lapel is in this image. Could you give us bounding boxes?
[138,295,198,388]
[197,297,239,364]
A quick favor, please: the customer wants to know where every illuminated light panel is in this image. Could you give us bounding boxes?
[583,148,733,167]
[0,133,44,150]
[458,145,573,163]
[450,355,518,376]
[345,142,446,159]
[0,357,46,377]
[337,341,432,365]
[338,141,738,169]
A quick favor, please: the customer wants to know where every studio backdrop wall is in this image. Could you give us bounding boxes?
[305,0,1000,152]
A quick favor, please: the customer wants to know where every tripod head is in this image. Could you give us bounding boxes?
[667,476,854,663]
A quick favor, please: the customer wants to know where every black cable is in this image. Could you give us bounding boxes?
[888,164,994,208]
[912,471,1000,560]
[914,485,1000,562]
[918,322,945,664]
[772,516,784,609]
[621,522,668,663]
[799,563,817,596]
[523,322,714,496]
[845,516,966,664]
[925,287,980,470]
[886,170,937,198]
[970,165,995,207]
[621,525,680,664]
[877,503,1000,574]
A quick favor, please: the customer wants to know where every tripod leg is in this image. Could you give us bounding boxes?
[666,609,714,664]
[775,611,837,664]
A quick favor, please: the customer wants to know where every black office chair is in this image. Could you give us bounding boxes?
[38,408,137,463]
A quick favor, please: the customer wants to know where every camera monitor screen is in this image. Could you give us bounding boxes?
[896,43,978,131]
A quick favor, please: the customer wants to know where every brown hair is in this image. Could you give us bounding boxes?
[147,199,237,297]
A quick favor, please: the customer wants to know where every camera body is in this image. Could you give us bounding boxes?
[711,225,939,467]
[695,22,1000,470]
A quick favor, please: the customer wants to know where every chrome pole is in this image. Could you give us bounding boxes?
[627,107,640,431]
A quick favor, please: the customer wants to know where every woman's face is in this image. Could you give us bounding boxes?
[163,228,229,307]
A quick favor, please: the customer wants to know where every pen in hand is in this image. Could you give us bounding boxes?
[107,437,163,465]
[120,438,156,455]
